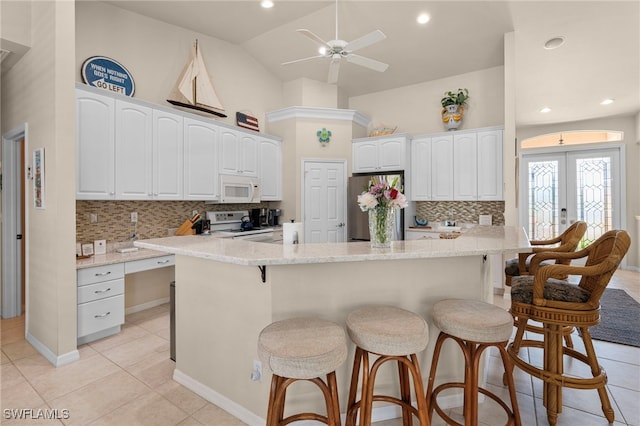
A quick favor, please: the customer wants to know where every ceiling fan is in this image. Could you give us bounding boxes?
[282,0,388,84]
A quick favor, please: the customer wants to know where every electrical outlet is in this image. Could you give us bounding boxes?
[192,210,198,217]
[131,212,138,223]
[251,359,262,382]
[90,213,98,223]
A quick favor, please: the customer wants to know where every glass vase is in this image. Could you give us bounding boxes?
[368,207,395,248]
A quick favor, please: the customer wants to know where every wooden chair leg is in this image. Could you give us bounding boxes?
[398,360,413,426]
[579,327,615,423]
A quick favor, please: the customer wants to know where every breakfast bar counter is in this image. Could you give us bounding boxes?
[135,226,529,425]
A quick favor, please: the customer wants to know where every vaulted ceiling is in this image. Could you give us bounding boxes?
[104,1,640,127]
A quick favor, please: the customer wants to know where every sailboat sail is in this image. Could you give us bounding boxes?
[168,40,227,118]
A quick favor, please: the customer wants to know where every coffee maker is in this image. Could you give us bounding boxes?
[250,208,269,227]
[268,209,281,226]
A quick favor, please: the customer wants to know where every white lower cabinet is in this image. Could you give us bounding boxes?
[77,263,125,344]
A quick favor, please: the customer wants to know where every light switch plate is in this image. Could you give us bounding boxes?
[94,239,106,255]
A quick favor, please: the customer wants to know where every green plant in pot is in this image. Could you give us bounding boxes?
[440,88,469,130]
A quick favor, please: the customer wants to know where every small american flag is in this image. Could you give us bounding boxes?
[236,112,259,132]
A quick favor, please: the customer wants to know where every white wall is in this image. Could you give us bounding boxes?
[1,0,78,361]
[75,1,284,132]
[348,66,505,135]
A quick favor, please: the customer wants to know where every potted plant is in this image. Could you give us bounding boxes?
[440,88,469,108]
[440,88,469,130]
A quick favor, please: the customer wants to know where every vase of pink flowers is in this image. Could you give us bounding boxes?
[357,176,407,248]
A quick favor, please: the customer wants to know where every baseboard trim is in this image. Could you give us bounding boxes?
[26,332,79,367]
[173,368,462,425]
[125,297,170,315]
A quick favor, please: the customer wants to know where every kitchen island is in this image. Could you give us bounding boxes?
[136,226,529,425]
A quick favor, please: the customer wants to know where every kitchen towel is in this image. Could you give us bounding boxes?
[283,222,304,244]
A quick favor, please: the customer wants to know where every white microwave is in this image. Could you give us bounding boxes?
[217,174,260,204]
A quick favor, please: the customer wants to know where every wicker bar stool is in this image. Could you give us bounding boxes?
[258,317,347,426]
[345,305,430,426]
[507,230,631,426]
[426,299,521,426]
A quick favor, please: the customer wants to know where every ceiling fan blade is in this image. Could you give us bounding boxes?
[296,29,331,48]
[281,54,324,66]
[346,53,389,72]
[344,30,386,53]
[328,57,341,84]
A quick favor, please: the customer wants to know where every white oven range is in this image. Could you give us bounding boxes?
[205,210,274,242]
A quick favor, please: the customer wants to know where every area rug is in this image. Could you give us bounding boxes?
[589,288,640,347]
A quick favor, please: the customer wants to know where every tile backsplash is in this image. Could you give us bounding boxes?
[414,201,505,226]
[76,200,275,249]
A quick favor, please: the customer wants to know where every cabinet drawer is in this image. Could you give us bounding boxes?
[125,255,175,274]
[77,263,125,286]
[78,278,124,304]
[78,295,124,338]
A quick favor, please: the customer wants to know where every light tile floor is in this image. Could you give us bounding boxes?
[1,269,638,425]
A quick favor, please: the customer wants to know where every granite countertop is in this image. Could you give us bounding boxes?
[134,226,530,266]
[76,248,173,269]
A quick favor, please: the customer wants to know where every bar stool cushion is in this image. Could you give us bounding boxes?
[511,276,591,304]
[347,305,428,356]
[258,317,347,380]
[505,258,553,276]
[431,299,513,343]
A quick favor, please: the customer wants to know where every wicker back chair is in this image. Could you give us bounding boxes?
[506,229,631,426]
[504,221,587,286]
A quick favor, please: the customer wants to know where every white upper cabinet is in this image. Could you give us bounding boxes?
[409,127,503,201]
[410,137,432,201]
[453,132,478,200]
[115,100,153,200]
[476,129,503,200]
[153,110,184,200]
[352,135,408,173]
[76,90,116,200]
[259,138,282,200]
[430,135,455,200]
[219,128,259,177]
[183,117,219,200]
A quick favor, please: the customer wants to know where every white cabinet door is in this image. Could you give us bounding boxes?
[352,136,407,173]
[352,141,379,173]
[219,128,259,176]
[76,90,115,200]
[430,135,454,200]
[184,117,219,200]
[115,100,153,200]
[453,132,477,200]
[239,133,259,176]
[477,130,503,200]
[153,110,183,200]
[410,137,432,200]
[378,138,406,171]
[259,138,282,200]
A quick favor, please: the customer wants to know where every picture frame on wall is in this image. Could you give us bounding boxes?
[33,148,45,209]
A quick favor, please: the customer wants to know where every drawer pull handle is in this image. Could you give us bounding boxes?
[94,288,111,294]
[94,311,111,319]
[94,271,111,277]
[157,260,170,265]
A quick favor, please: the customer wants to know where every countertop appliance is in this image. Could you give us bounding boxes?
[347,173,405,242]
[206,210,274,242]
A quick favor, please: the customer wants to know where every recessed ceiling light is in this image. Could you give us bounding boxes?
[417,13,431,25]
[261,0,274,9]
[540,107,552,113]
[600,98,614,105]
[544,36,565,50]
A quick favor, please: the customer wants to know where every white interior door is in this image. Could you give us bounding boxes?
[519,147,622,248]
[303,160,346,243]
[2,128,25,318]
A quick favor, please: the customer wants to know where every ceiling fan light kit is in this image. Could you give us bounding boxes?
[282,0,388,84]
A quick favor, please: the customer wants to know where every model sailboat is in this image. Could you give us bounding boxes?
[167,40,227,118]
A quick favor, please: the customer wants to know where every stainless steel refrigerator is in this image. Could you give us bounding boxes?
[347,173,405,242]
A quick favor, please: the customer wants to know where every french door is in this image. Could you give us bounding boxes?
[519,147,622,248]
